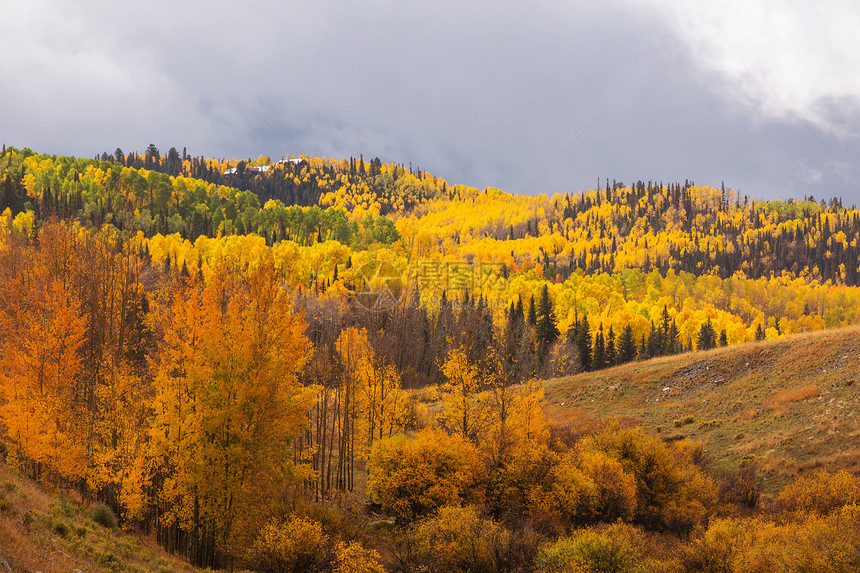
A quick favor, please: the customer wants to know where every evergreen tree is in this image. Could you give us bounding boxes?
[659,305,671,354]
[535,284,560,366]
[646,321,659,358]
[576,314,592,371]
[618,324,637,363]
[719,329,728,347]
[527,293,537,326]
[697,318,717,350]
[593,324,606,370]
[166,146,182,176]
[666,320,680,355]
[606,324,617,366]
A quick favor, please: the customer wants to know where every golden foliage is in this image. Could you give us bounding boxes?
[143,261,316,550]
[680,511,860,573]
[410,505,512,573]
[248,517,331,573]
[366,428,483,522]
[778,470,860,515]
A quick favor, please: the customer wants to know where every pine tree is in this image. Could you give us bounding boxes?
[593,324,606,370]
[618,324,637,363]
[606,324,617,366]
[535,284,560,366]
[527,293,536,326]
[576,314,592,371]
[697,318,717,350]
[666,320,680,355]
[646,321,659,358]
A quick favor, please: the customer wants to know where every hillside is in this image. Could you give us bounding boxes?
[0,461,197,573]
[4,145,860,569]
[544,325,860,491]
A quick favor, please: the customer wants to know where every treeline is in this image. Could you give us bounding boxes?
[138,226,860,375]
[8,145,860,291]
[549,180,860,285]
[400,180,860,288]
[91,144,444,215]
[0,146,400,247]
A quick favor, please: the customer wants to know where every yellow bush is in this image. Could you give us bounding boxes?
[485,439,558,519]
[334,541,385,573]
[535,522,645,573]
[367,428,483,522]
[580,425,716,533]
[247,517,331,573]
[537,452,597,523]
[410,505,512,573]
[680,512,860,573]
[778,470,860,515]
[579,450,638,522]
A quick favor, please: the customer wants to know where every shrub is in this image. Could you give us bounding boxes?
[90,503,118,529]
[410,505,512,573]
[580,425,716,533]
[579,450,638,522]
[720,465,760,509]
[484,439,557,521]
[98,552,122,568]
[540,452,597,523]
[53,520,70,538]
[680,512,860,573]
[333,541,385,573]
[778,470,860,515]
[367,428,483,522]
[248,517,332,573]
[535,523,644,573]
[678,518,742,572]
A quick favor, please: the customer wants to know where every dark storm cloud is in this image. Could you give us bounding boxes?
[2,1,859,203]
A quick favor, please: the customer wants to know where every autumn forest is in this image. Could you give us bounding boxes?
[1,145,860,572]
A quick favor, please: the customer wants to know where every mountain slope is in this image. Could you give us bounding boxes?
[544,326,860,491]
[0,461,197,573]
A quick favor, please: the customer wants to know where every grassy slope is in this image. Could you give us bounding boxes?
[0,462,197,573]
[544,326,860,492]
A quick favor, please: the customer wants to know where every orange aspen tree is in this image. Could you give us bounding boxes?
[143,262,316,566]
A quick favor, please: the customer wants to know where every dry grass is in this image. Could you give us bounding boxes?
[542,325,860,492]
[765,385,820,417]
[0,462,199,573]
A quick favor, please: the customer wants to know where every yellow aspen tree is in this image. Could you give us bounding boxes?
[144,262,316,565]
[440,343,486,441]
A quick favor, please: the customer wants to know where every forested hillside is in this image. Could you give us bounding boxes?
[2,144,860,572]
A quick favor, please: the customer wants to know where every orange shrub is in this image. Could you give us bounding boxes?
[778,470,860,514]
[409,505,511,573]
[580,425,717,534]
[366,428,484,522]
[680,512,860,573]
[579,450,638,522]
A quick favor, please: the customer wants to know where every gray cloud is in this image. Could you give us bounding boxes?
[641,0,860,138]
[2,0,859,205]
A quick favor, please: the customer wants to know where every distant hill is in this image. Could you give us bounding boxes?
[544,325,860,492]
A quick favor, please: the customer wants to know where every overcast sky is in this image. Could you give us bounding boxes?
[3,0,860,204]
